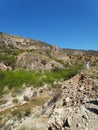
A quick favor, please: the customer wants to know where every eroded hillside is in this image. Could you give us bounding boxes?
[0,32,98,130]
[0,32,98,71]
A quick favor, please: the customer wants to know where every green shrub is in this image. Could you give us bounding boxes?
[12,98,18,104]
[0,64,83,94]
[0,54,16,69]
[11,109,22,118]
[24,108,31,116]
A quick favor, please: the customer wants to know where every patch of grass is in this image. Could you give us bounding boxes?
[0,95,49,117]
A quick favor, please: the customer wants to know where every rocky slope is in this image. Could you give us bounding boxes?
[47,71,98,130]
[0,32,52,50]
[0,32,98,130]
[0,32,98,71]
[0,68,98,130]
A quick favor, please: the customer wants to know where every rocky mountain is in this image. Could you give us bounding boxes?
[0,32,98,71]
[0,32,98,130]
[0,32,52,50]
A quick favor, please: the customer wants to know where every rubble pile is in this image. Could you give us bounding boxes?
[47,74,98,130]
[0,73,98,130]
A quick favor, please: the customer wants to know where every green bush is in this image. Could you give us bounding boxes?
[12,98,18,104]
[0,54,16,69]
[24,108,31,116]
[11,109,22,118]
[0,64,83,94]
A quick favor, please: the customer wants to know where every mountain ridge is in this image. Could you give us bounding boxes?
[0,32,98,51]
[0,32,52,51]
[0,32,98,71]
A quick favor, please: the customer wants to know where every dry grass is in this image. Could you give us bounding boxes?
[0,95,49,116]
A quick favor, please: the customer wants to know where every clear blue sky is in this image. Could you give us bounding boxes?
[0,0,98,50]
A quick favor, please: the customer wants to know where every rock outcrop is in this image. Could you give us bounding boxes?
[0,32,52,51]
[47,74,98,130]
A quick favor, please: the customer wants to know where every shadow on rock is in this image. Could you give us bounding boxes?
[87,108,98,115]
[87,100,98,106]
